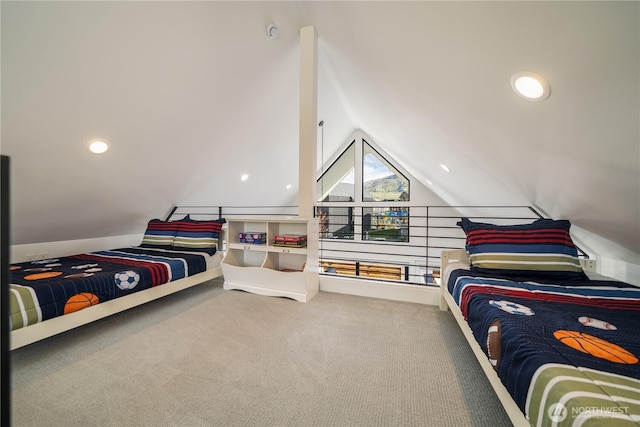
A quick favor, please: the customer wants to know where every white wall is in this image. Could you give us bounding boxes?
[571,225,640,286]
[10,234,142,264]
[598,258,640,287]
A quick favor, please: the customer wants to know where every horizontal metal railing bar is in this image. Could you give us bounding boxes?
[319,250,427,258]
[320,239,463,245]
[319,251,434,259]
[319,247,456,255]
[319,257,443,267]
[321,217,540,223]
[321,231,464,237]
[316,205,538,210]
[424,216,540,220]
[319,257,431,264]
[320,246,458,253]
[175,205,298,209]
[320,216,541,222]
[318,204,539,208]
[320,257,428,266]
[322,240,446,246]
[223,213,298,217]
[168,205,299,220]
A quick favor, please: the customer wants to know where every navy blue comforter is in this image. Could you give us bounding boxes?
[447,269,640,415]
[10,247,208,330]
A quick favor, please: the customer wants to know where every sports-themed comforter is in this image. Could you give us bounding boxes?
[9,247,209,331]
[447,269,640,427]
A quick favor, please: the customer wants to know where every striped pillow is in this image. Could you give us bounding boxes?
[171,217,225,255]
[457,218,587,281]
[140,219,180,249]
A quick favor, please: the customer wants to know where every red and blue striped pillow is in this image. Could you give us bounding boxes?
[457,218,587,281]
[171,216,225,255]
[141,216,225,255]
[140,219,180,249]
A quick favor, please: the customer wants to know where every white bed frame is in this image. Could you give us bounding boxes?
[11,261,223,350]
[438,249,596,427]
[11,267,222,350]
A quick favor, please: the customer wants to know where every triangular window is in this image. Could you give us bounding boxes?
[316,140,355,202]
[362,140,409,202]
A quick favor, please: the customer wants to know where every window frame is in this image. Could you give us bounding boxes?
[317,135,412,244]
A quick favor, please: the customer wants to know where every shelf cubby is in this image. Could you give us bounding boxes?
[221,217,318,302]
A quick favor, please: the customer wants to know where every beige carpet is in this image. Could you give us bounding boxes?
[11,278,511,426]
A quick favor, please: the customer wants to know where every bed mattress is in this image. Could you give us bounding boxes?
[446,269,640,426]
[9,247,219,331]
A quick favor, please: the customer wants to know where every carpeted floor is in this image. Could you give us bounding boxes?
[11,278,511,426]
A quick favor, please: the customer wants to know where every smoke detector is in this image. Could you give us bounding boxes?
[266,24,278,39]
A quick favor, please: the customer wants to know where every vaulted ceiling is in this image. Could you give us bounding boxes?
[2,1,638,264]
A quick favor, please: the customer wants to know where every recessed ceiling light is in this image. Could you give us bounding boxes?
[511,71,551,101]
[440,163,450,173]
[87,139,109,154]
[241,174,249,181]
[286,184,292,190]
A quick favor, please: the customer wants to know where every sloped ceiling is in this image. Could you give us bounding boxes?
[2,2,639,263]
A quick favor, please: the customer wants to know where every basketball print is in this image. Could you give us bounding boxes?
[115,270,140,290]
[486,320,502,370]
[64,292,99,314]
[489,300,535,316]
[578,316,617,331]
[553,330,638,364]
[24,271,63,281]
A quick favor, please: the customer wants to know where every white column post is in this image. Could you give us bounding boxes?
[298,26,317,218]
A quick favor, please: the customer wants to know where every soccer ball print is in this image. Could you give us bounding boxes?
[114,270,141,290]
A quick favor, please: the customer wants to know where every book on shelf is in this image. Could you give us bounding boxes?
[272,242,307,248]
[273,234,307,248]
[273,234,307,243]
[238,232,267,244]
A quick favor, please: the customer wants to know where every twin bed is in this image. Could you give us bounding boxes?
[440,218,640,427]
[9,213,225,350]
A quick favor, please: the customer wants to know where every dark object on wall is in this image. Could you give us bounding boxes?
[1,155,10,426]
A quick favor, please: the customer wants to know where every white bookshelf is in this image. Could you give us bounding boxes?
[221,217,319,302]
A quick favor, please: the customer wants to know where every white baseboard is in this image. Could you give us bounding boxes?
[319,275,440,305]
